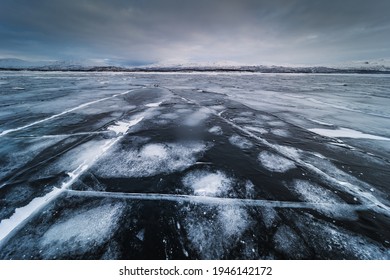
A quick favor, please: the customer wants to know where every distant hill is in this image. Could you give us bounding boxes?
[1,58,390,74]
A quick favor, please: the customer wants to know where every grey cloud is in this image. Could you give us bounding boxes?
[0,0,389,64]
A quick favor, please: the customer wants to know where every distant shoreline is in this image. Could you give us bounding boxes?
[1,66,390,74]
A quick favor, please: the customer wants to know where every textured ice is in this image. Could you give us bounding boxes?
[182,204,250,259]
[288,180,355,219]
[229,134,253,149]
[309,127,390,141]
[258,151,296,173]
[208,126,223,135]
[268,121,286,127]
[245,180,255,199]
[295,213,390,259]
[182,170,234,197]
[0,90,131,137]
[244,126,268,134]
[40,203,124,257]
[145,101,162,108]
[271,129,289,137]
[273,225,310,258]
[95,142,209,178]
[209,105,225,111]
[260,207,279,229]
[159,113,179,120]
[184,108,211,126]
[107,117,143,135]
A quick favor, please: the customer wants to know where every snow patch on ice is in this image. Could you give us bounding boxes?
[309,119,333,126]
[271,129,289,137]
[95,142,209,178]
[229,134,253,149]
[160,113,179,120]
[208,126,223,135]
[295,213,390,259]
[182,204,250,259]
[40,203,124,257]
[273,225,310,258]
[309,127,390,141]
[145,101,162,108]
[258,151,295,173]
[288,180,355,219]
[182,170,234,197]
[244,126,268,134]
[107,117,143,135]
[184,108,211,126]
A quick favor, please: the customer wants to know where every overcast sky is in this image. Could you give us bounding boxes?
[1,0,389,65]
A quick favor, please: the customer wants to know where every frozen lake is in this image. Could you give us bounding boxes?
[0,71,389,259]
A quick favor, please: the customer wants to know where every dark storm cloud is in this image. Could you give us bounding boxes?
[0,0,389,64]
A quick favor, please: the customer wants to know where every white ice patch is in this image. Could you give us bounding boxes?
[209,105,225,111]
[295,213,390,259]
[140,143,168,159]
[159,113,179,120]
[95,142,209,178]
[229,134,253,149]
[0,90,132,137]
[258,151,295,173]
[245,180,255,199]
[268,121,286,127]
[244,126,268,134]
[107,117,143,135]
[232,117,251,123]
[309,127,390,141]
[182,170,234,197]
[288,180,354,219]
[40,203,124,257]
[176,108,193,114]
[184,108,211,126]
[271,129,289,137]
[183,204,250,259]
[208,126,223,135]
[273,225,309,258]
[309,119,333,126]
[145,101,162,108]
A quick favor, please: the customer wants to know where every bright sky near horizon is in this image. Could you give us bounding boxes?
[1,0,389,66]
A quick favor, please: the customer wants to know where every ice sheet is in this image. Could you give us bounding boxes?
[40,202,124,257]
[182,170,234,197]
[94,142,209,178]
[309,127,390,141]
[229,134,253,149]
[258,151,296,173]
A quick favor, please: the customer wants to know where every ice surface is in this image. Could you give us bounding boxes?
[294,213,390,259]
[309,119,333,126]
[273,225,310,258]
[229,134,254,149]
[159,113,179,120]
[244,126,268,134]
[182,170,234,197]
[184,108,211,126]
[288,180,355,219]
[95,142,209,178]
[0,90,132,137]
[145,101,162,108]
[208,126,223,135]
[258,151,296,173]
[271,129,289,137]
[309,127,390,141]
[40,202,124,257]
[107,117,143,135]
[268,121,286,127]
[182,204,250,259]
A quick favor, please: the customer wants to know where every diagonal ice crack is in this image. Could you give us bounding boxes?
[0,116,144,245]
[0,90,134,137]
